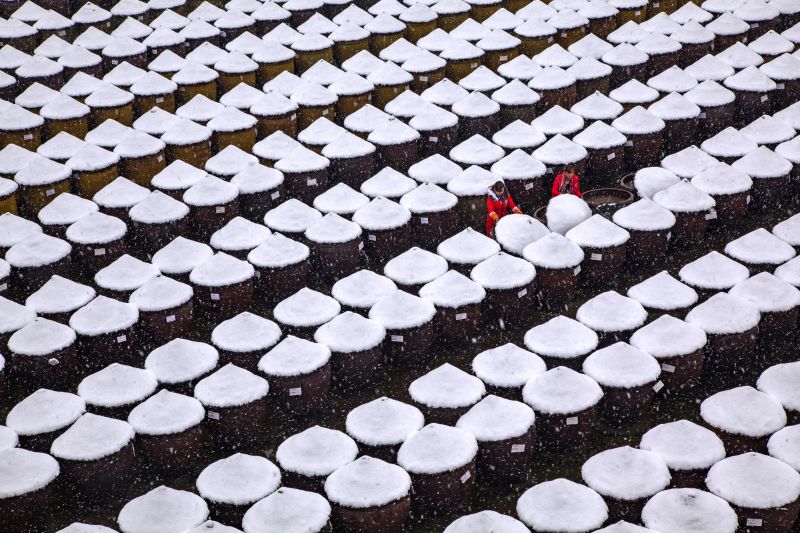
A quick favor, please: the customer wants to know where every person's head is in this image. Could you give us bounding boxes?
[492,181,506,195]
[563,165,575,178]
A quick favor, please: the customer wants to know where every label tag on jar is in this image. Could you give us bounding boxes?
[271,191,280,200]
[517,288,528,298]
[746,195,751,204]
[456,312,467,320]
[24,134,33,140]
[208,411,220,420]
[460,470,471,483]
[625,141,633,146]
[546,168,553,173]
[525,183,534,190]
[289,387,302,396]
[760,95,768,102]
[48,358,59,366]
[574,266,581,275]
[705,210,717,220]
[166,315,176,323]
[635,10,640,14]
[358,241,364,250]
[322,109,329,116]
[778,83,785,90]
[500,55,508,61]
[156,97,164,103]
[591,253,602,261]
[46,189,55,196]
[548,36,554,43]
[94,248,106,256]
[368,234,377,241]
[666,232,672,240]
[607,152,615,160]
[210,293,220,301]
[429,136,438,142]
[307,178,317,186]
[700,112,707,119]
[420,75,428,81]
[255,271,261,278]
[511,444,525,453]
[291,114,297,121]
[420,217,429,224]
[661,363,675,373]
[117,335,127,343]
[653,381,664,392]
[566,416,578,425]
[391,335,404,343]
[157,155,163,162]
[746,519,762,527]
[0,283,6,292]
[215,206,225,214]
[470,63,478,68]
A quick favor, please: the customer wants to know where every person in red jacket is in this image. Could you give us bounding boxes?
[486,180,522,236]
[551,165,583,198]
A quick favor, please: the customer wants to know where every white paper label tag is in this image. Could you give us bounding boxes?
[429,136,438,142]
[271,191,281,199]
[368,234,377,241]
[607,152,616,160]
[574,266,581,275]
[208,411,220,420]
[778,83,785,90]
[752,22,759,27]
[705,210,717,220]
[116,335,127,343]
[210,293,220,301]
[391,335,404,343]
[23,133,33,140]
[289,387,302,396]
[94,248,106,256]
[560,32,567,37]
[511,444,526,453]
[517,288,528,298]
[546,168,553,174]
[46,189,55,196]
[548,36,554,43]
[653,381,664,392]
[0,283,6,292]
[460,470,471,483]
[58,30,65,35]
[625,141,633,146]
[746,519,762,527]
[591,253,602,261]
[48,358,59,366]
[255,271,261,278]
[322,109,329,116]
[666,232,672,240]
[525,182,534,190]
[420,217,429,224]
[699,112,707,119]
[566,416,579,425]
[661,363,675,373]
[420,75,428,81]
[215,206,225,214]
[112,59,118,64]
[470,63,478,68]
[456,312,467,320]
[746,195,751,204]
[761,95,768,102]
[358,241,364,250]
[307,178,317,186]
[291,114,297,121]
[157,155,164,162]
[653,2,659,6]
[499,55,508,61]
[156,97,164,103]
[635,10,640,14]
[166,315,176,323]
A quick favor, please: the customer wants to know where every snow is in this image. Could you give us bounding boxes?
[702,386,786,437]
[8,318,75,357]
[567,214,630,249]
[0,425,16,451]
[211,312,281,354]
[491,82,542,109]
[691,162,753,196]
[679,251,750,290]
[276,425,358,477]
[196,453,280,506]
[5,233,72,271]
[701,127,758,158]
[384,247,448,286]
[50,413,134,461]
[346,397,423,446]
[583,342,660,388]
[449,135,504,166]
[247,233,309,268]
[612,199,676,234]
[320,134,375,161]
[456,395,534,442]
[274,288,341,328]
[686,55,735,83]
[117,486,209,533]
[95,255,159,293]
[351,197,411,231]
[204,146,258,177]
[64,212,127,246]
[241,488,330,533]
[69,296,139,337]
[497,55,543,82]
[78,363,157,408]
[182,522,242,533]
[768,425,800,471]
[516,478,608,532]
[6,389,84,437]
[263,199,323,234]
[545,195,593,237]
[490,150,546,181]
[151,237,212,275]
[0,448,59,499]
[444,511,529,533]
[231,164,283,194]
[642,488,737,533]
[409,363,485,409]
[189,252,254,287]
[726,227,796,266]
[397,423,477,474]
[522,366,603,414]
[627,271,698,311]
[758,362,800,412]
[725,65,778,93]
[258,335,330,377]
[305,213,362,244]
[594,522,657,533]
[732,146,793,179]
[582,446,671,500]
[775,256,800,287]
[730,272,800,313]
[447,166,500,198]
[472,343,546,389]
[127,389,205,436]
[129,192,190,225]
[601,43,649,67]
[182,176,238,207]
[14,155,72,188]
[740,114,795,146]
[419,270,486,308]
[640,419,726,471]
[314,311,385,353]
[25,275,94,317]
[611,106,665,136]
[56,524,118,533]
[408,155,462,186]
[774,214,800,246]
[209,218,271,253]
[524,316,598,360]
[686,292,761,334]
[653,181,716,213]
[331,270,397,310]
[706,452,800,508]
[195,363,270,408]
[144,338,218,385]
[93,177,150,209]
[571,92,624,122]
[368,289,437,329]
[494,216,549,258]
[325,456,411,508]
[151,161,206,193]
[471,251,535,292]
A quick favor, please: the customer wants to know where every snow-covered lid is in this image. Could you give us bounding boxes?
[576,290,647,333]
[700,127,758,159]
[36,132,86,163]
[732,145,793,178]
[196,452,280,507]
[331,270,397,310]
[419,270,486,308]
[642,488,738,533]
[707,452,800,508]
[730,271,800,313]
[51,413,134,461]
[273,287,341,328]
[490,150,546,182]
[129,275,193,313]
[641,419,725,471]
[768,425,800,471]
[0,144,37,177]
[740,114,795,146]
[612,198,675,233]
[724,65,777,93]
[176,94,225,123]
[144,338,218,385]
[760,52,800,81]
[182,175,239,208]
[368,289,437,329]
[37,192,98,227]
[527,66,577,92]
[569,34,614,62]
[758,361,800,413]
[276,425,357,477]
[210,312,280,355]
[647,66,698,95]
[68,295,138,336]
[304,212,362,244]
[726,227,796,265]
[84,120,133,150]
[349,196,409,232]
[573,120,627,149]
[566,56,614,83]
[516,478,608,532]
[0,448,60,499]
[777,136,800,166]
[93,176,150,210]
[470,251,535,290]
[263,199,323,235]
[132,107,180,137]
[151,236,211,275]
[127,388,205,436]
[446,165,499,198]
[407,154,461,186]
[65,211,127,246]
[565,214,630,249]
[6,388,85,437]
[16,82,59,109]
[678,250,750,290]
[345,396,423,446]
[55,524,119,533]
[684,54,735,84]
[189,252,254,287]
[247,232,309,268]
[648,93,702,124]
[115,129,169,159]
[635,32,682,56]
[194,364,269,409]
[582,446,671,500]
[627,270,698,312]
[397,423,477,474]
[0,425,16,451]
[209,217,270,253]
[148,49,189,74]
[495,214,549,256]
[78,363,156,410]
[258,334,330,377]
[653,180,716,212]
[571,92,624,123]
[702,385,786,438]
[160,118,212,146]
[532,134,588,164]
[5,233,71,270]
[456,394,534,442]
[685,79,736,108]
[522,365,603,414]
[583,341,660,388]
[229,163,283,196]
[359,168,415,199]
[524,315,597,359]
[631,314,706,359]
[686,292,761,334]
[706,10,749,36]
[14,154,71,187]
[314,311,385,354]
[25,275,94,315]
[496,55,542,83]
[117,486,209,533]
[601,42,648,67]
[522,232,584,270]
[409,362,485,409]
[608,80,659,107]
[242,488,330,533]
[0,296,34,336]
[471,343,546,389]
[324,456,411,509]
[94,254,159,293]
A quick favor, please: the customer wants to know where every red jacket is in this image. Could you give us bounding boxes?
[486,191,518,235]
[552,173,583,198]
